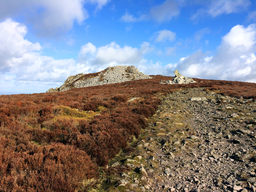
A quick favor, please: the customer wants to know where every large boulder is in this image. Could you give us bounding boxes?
[47,66,152,92]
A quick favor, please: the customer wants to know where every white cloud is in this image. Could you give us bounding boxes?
[0,0,110,36]
[0,19,41,71]
[137,61,168,75]
[33,0,86,36]
[79,42,97,59]
[0,19,157,94]
[208,0,250,17]
[87,0,110,10]
[156,30,176,42]
[11,54,81,82]
[0,80,63,95]
[78,41,163,75]
[94,42,141,65]
[78,41,156,74]
[192,0,251,20]
[120,12,146,23]
[222,25,256,50]
[78,42,151,71]
[150,0,180,22]
[121,12,137,22]
[121,0,183,23]
[173,24,256,82]
[0,19,89,93]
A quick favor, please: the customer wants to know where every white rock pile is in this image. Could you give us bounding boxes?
[47,65,152,92]
[161,70,196,85]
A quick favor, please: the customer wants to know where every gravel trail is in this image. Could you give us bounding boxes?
[89,88,256,192]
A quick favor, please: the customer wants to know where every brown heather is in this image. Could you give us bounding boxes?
[0,75,255,191]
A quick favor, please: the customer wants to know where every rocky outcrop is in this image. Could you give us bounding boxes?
[172,70,196,84]
[47,66,152,92]
[161,70,196,85]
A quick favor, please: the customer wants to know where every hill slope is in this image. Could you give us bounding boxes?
[0,75,255,191]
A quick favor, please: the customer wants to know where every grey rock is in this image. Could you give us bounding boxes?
[164,167,171,176]
[47,65,151,92]
[231,113,239,118]
[119,179,128,186]
[159,70,196,85]
[131,183,139,188]
[171,70,196,84]
[93,87,256,192]
[248,177,256,184]
[233,185,243,191]
[191,97,207,102]
[141,166,148,176]
[111,161,120,167]
[47,88,58,93]
[160,80,172,84]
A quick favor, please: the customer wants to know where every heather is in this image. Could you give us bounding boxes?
[0,75,255,191]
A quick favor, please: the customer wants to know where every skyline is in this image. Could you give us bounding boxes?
[0,0,256,94]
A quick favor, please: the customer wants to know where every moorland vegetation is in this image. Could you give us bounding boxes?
[0,75,255,191]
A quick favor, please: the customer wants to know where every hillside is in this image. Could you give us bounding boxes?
[47,66,152,92]
[0,73,256,191]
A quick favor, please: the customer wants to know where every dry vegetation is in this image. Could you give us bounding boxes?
[0,75,255,191]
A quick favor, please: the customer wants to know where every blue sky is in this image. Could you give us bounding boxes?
[0,0,256,94]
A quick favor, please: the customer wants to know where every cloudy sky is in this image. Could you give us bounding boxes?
[0,0,256,94]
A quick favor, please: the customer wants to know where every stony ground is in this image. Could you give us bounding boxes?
[88,88,256,192]
[49,66,151,92]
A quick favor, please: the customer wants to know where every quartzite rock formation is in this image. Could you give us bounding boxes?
[172,70,196,84]
[161,70,196,85]
[47,66,152,92]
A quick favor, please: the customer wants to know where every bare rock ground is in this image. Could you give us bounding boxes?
[89,88,256,192]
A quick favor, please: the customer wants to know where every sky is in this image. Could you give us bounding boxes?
[0,0,256,94]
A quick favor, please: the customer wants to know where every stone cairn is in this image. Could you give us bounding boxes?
[161,70,196,85]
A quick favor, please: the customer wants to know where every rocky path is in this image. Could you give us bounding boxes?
[89,88,256,192]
